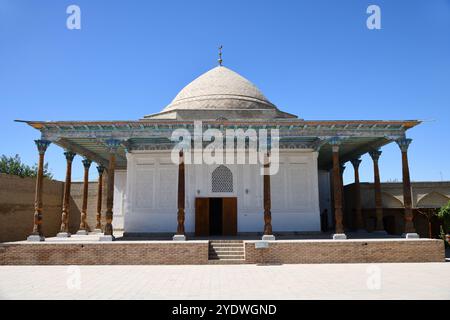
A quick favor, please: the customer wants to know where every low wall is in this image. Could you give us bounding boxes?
[244,239,445,264]
[0,239,444,265]
[0,241,209,265]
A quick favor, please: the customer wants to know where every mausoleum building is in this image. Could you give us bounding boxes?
[19,62,421,241]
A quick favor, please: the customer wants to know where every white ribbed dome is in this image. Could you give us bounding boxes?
[144,65,297,120]
[163,66,276,111]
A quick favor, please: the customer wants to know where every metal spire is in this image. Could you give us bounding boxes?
[218,45,223,66]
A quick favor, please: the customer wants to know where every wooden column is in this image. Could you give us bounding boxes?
[58,150,76,237]
[396,138,418,237]
[263,152,274,239]
[95,165,105,231]
[340,164,347,229]
[331,140,345,238]
[103,139,119,238]
[27,139,51,241]
[176,150,186,237]
[77,158,92,234]
[351,158,365,231]
[369,149,385,233]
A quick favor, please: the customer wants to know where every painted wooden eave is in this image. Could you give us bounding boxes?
[15,119,421,131]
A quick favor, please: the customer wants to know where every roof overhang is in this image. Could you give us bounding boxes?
[16,119,421,170]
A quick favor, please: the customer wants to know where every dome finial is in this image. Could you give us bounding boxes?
[218,45,223,66]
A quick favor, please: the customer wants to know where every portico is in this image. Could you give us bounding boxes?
[17,65,421,242]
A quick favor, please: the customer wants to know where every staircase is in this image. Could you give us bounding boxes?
[208,240,245,264]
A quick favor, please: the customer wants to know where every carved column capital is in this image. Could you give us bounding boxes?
[82,158,92,169]
[351,158,362,169]
[96,165,105,175]
[369,149,382,162]
[64,150,76,162]
[104,139,121,154]
[329,137,342,153]
[35,139,51,155]
[396,138,412,153]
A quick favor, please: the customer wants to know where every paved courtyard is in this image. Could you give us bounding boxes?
[0,263,449,300]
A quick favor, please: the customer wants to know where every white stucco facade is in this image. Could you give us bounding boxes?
[120,150,322,234]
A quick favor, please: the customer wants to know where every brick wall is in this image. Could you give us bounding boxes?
[0,174,64,242]
[0,239,444,265]
[0,242,209,265]
[244,239,445,264]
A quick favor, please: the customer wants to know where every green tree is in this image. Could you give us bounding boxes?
[0,154,53,179]
[438,201,450,246]
[438,201,450,233]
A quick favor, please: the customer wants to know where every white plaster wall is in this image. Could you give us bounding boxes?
[124,152,179,233]
[123,150,321,234]
[113,170,126,230]
[270,151,321,232]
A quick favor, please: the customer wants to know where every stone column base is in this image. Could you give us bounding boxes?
[56,232,71,238]
[99,235,115,242]
[173,234,187,241]
[332,233,347,240]
[27,235,45,242]
[404,233,420,239]
[262,234,276,241]
[76,230,89,235]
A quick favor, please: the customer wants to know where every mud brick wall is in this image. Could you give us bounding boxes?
[0,174,64,242]
[0,174,106,242]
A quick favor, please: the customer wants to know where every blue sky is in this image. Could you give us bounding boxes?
[0,0,449,183]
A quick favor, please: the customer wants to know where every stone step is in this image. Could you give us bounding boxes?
[209,256,245,260]
[209,254,245,259]
[208,259,246,265]
[209,248,244,252]
[209,240,243,244]
[208,240,246,263]
[209,244,243,248]
[212,248,245,253]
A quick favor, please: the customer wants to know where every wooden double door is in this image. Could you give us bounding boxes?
[195,197,237,236]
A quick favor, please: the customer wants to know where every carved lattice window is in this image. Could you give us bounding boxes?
[212,165,233,193]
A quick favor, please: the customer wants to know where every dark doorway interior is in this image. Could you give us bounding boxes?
[209,198,223,235]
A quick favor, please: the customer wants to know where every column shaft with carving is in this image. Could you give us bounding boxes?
[331,142,344,235]
[177,151,185,236]
[29,140,51,241]
[78,158,92,234]
[58,151,76,236]
[263,152,273,237]
[340,164,347,228]
[396,138,417,235]
[351,158,364,231]
[369,149,385,232]
[103,139,120,237]
[95,165,105,230]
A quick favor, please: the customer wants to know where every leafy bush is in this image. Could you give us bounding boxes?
[438,201,450,247]
[0,154,53,179]
[438,201,450,233]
